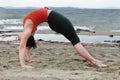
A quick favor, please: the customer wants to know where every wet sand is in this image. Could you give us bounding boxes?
[0,41,120,80]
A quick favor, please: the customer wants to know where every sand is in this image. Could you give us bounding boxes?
[0,41,120,80]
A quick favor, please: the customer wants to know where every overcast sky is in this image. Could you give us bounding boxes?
[0,0,120,8]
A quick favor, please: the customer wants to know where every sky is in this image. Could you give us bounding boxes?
[0,0,120,9]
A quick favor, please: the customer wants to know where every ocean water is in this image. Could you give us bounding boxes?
[0,7,120,42]
[0,7,120,31]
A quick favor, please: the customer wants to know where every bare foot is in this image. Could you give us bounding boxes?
[94,61,107,68]
[87,60,94,65]
[87,60,107,68]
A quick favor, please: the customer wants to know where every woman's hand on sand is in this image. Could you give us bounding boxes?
[21,65,34,69]
[27,59,39,62]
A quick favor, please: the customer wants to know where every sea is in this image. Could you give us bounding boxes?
[0,7,120,43]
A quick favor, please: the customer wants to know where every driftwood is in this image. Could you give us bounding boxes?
[0,29,21,36]
[0,33,18,36]
[104,40,120,43]
[0,29,21,33]
[76,28,95,33]
[0,30,13,33]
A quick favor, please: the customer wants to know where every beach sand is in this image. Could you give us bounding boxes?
[0,41,120,80]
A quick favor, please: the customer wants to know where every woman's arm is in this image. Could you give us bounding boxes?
[19,19,34,68]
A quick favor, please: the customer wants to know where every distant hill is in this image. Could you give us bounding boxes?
[2,6,80,10]
[0,7,5,10]
[4,6,37,9]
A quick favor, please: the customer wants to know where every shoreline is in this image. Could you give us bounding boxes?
[0,29,120,43]
[36,29,120,36]
[0,40,119,47]
[0,33,119,43]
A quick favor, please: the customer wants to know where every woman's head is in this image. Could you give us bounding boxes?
[26,35,37,49]
[18,32,37,49]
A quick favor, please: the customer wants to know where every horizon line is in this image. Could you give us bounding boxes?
[0,6,120,9]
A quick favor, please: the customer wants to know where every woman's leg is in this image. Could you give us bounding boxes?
[74,42,107,67]
[48,11,107,67]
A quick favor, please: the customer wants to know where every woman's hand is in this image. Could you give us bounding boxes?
[27,59,39,62]
[21,65,34,69]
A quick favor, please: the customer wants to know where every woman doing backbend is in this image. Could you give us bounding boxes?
[19,7,107,69]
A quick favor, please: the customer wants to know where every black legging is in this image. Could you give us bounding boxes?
[47,11,80,46]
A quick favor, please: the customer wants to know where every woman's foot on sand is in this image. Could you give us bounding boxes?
[87,60,107,68]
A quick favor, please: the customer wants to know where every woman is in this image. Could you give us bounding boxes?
[19,7,107,68]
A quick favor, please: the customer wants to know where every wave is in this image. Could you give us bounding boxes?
[3,25,95,31]
[0,19,22,25]
[0,19,95,30]
[1,19,119,33]
[111,30,120,32]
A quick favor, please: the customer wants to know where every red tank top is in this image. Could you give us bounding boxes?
[23,7,49,32]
